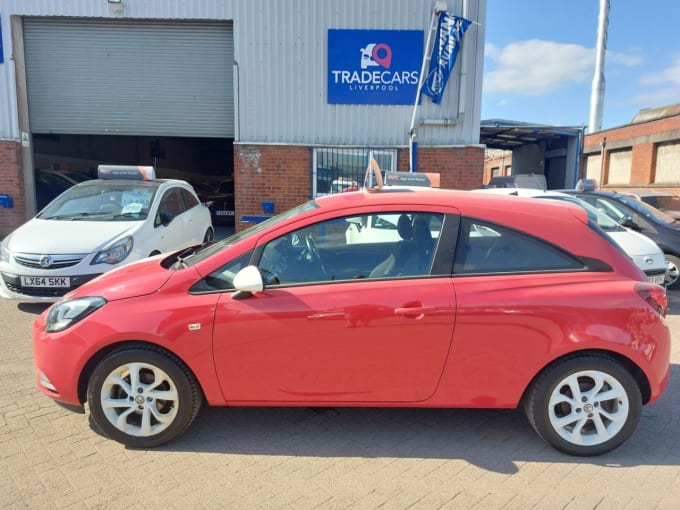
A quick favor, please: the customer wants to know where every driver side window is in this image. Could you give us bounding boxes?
[257,212,442,286]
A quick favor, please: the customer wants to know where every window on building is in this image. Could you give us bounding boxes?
[654,141,680,183]
[585,154,602,182]
[313,148,397,197]
[606,149,632,185]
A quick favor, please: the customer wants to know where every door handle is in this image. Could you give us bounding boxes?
[394,307,432,318]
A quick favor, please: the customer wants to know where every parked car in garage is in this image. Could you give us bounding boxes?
[32,184,670,456]
[623,190,680,220]
[563,188,680,289]
[195,178,235,226]
[474,188,667,284]
[1,166,213,303]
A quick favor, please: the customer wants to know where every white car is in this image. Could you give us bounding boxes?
[473,188,668,284]
[0,166,214,303]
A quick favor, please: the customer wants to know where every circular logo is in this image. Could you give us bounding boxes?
[644,257,654,265]
[39,255,52,268]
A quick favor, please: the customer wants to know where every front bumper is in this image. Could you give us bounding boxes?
[1,271,101,302]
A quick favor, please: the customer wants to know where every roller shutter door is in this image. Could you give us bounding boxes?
[23,18,234,137]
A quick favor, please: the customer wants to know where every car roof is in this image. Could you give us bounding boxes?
[472,187,573,199]
[625,189,676,197]
[313,188,586,228]
[73,178,189,189]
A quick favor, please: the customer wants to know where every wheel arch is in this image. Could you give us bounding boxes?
[520,348,651,406]
[77,340,206,406]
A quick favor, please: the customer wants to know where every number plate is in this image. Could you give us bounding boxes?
[647,274,665,285]
[215,210,235,216]
[20,276,71,288]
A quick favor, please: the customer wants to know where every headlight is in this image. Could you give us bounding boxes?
[45,296,107,333]
[91,236,133,265]
[0,235,11,263]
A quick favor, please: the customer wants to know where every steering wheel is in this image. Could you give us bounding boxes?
[304,234,327,275]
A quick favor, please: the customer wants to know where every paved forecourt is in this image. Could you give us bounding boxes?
[1,293,679,509]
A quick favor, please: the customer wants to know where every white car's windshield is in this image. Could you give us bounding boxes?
[38,181,159,221]
[539,195,624,232]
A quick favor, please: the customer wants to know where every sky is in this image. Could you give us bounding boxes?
[481,0,680,131]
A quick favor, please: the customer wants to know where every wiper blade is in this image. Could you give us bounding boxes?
[170,246,197,269]
[41,212,110,220]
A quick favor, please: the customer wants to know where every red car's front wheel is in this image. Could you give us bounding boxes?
[87,346,202,448]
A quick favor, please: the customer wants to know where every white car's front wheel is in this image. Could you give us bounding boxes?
[525,355,642,456]
[87,346,201,447]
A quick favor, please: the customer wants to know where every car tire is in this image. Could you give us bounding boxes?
[524,355,641,456]
[86,345,202,448]
[665,254,680,290]
[203,227,215,243]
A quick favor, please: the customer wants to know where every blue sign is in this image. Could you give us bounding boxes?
[328,29,423,105]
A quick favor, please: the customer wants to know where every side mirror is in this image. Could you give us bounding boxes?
[232,265,264,299]
[156,208,174,227]
[621,217,639,230]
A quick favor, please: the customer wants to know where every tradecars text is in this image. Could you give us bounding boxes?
[1,165,213,302]
[33,185,670,456]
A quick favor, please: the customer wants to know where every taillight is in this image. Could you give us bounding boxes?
[635,282,668,317]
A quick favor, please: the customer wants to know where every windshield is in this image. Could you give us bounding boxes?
[176,200,321,266]
[38,181,158,221]
[537,195,624,231]
[613,194,678,225]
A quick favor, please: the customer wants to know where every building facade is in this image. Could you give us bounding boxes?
[581,104,680,194]
[0,0,488,236]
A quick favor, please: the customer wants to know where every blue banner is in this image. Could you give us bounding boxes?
[328,29,423,105]
[0,15,4,64]
[421,12,471,104]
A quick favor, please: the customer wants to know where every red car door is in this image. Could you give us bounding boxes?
[212,278,455,403]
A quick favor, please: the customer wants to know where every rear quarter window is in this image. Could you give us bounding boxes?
[453,217,585,274]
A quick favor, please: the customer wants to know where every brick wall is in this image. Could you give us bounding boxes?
[397,146,485,190]
[234,145,311,230]
[234,144,485,231]
[583,114,680,195]
[0,141,25,238]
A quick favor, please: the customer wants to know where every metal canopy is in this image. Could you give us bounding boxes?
[480,120,582,150]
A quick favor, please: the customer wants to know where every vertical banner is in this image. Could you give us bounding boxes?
[421,12,471,104]
[0,15,4,64]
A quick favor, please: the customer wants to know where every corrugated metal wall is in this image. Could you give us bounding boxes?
[0,0,486,147]
[236,0,485,146]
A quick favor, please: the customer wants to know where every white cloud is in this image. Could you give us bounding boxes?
[640,55,680,85]
[629,87,680,109]
[484,39,641,95]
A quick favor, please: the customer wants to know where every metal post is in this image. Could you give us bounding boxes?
[409,1,447,172]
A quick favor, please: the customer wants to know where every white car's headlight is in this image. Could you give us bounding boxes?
[91,236,133,265]
[45,296,107,333]
[0,235,11,263]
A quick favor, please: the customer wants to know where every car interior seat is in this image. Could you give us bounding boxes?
[400,217,433,275]
[368,213,413,278]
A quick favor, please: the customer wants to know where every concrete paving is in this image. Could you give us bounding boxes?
[1,292,679,509]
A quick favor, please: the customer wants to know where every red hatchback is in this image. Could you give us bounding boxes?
[33,188,671,456]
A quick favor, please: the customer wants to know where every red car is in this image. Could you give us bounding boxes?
[33,187,671,456]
